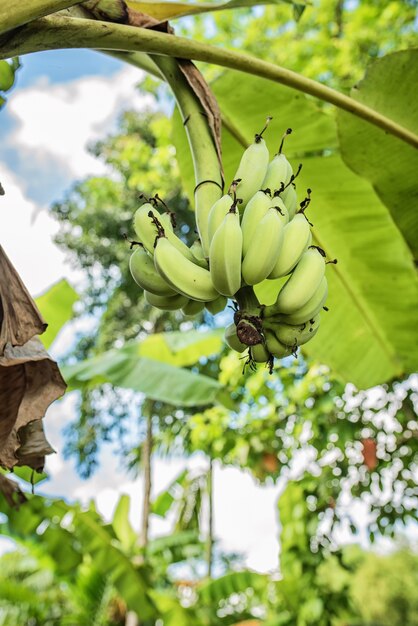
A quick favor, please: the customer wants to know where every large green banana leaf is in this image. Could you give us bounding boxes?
[62,330,229,407]
[337,49,418,261]
[35,279,78,350]
[172,64,418,389]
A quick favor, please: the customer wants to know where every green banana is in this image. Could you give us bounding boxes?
[269,214,311,279]
[154,235,219,302]
[224,323,247,353]
[281,277,328,325]
[182,300,205,316]
[129,246,177,297]
[264,329,293,358]
[281,185,298,220]
[209,205,243,297]
[251,343,270,363]
[233,136,270,209]
[205,295,228,315]
[134,204,195,263]
[144,290,188,311]
[241,208,285,286]
[241,192,288,257]
[190,239,209,268]
[273,247,326,314]
[262,153,293,193]
[264,315,320,347]
[133,203,171,251]
[207,194,234,244]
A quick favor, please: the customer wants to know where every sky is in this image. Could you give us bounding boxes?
[0,48,398,572]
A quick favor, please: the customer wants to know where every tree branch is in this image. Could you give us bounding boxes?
[1,15,417,149]
[0,0,83,35]
[150,55,223,255]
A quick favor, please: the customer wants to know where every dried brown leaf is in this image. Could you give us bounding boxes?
[0,246,46,352]
[0,338,65,470]
[0,247,66,471]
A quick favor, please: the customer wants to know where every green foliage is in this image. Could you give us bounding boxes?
[63,337,225,407]
[275,477,354,625]
[350,547,418,626]
[182,0,417,91]
[337,48,418,261]
[155,354,417,539]
[35,279,78,350]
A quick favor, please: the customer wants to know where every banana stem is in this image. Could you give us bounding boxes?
[1,15,418,148]
[236,286,260,313]
[0,0,82,35]
[150,55,223,255]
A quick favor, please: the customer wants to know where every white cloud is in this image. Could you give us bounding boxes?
[6,66,154,179]
[0,64,155,295]
[0,165,69,295]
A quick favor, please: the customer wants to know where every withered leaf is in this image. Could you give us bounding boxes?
[0,246,47,353]
[0,246,66,471]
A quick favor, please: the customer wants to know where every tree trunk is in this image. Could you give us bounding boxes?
[140,403,153,552]
[206,457,214,578]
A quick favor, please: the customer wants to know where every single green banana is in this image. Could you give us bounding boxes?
[209,205,243,297]
[241,208,285,286]
[273,247,326,314]
[144,290,188,311]
[133,203,171,251]
[262,153,293,193]
[154,235,219,302]
[224,323,247,353]
[134,204,195,262]
[241,191,275,255]
[182,300,205,316]
[190,239,209,268]
[281,185,298,220]
[269,214,311,279]
[251,343,270,363]
[264,329,293,358]
[207,194,234,244]
[205,295,228,315]
[233,136,270,210]
[281,277,328,325]
[129,246,177,297]
[264,315,320,347]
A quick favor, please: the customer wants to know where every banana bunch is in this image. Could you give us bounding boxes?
[128,122,335,371]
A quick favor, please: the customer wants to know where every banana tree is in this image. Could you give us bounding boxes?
[0,0,417,389]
